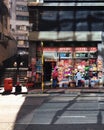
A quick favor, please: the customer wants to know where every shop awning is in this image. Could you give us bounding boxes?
[43,52,57,61]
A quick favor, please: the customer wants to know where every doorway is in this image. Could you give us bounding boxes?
[44,61,52,82]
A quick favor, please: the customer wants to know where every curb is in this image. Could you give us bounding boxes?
[1,87,104,95]
[0,86,28,95]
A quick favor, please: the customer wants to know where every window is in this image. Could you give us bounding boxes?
[16,5,28,12]
[16,25,29,31]
[16,15,29,21]
[37,10,104,31]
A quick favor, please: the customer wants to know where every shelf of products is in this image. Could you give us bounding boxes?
[56,51,98,88]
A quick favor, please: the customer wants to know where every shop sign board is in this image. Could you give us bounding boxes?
[75,53,88,58]
[58,52,72,59]
[75,47,97,52]
[43,47,73,52]
[43,47,97,52]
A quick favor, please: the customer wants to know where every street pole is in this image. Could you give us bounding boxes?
[16,54,21,85]
[41,41,44,92]
[15,54,22,93]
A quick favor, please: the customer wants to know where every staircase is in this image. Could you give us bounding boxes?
[0,68,28,87]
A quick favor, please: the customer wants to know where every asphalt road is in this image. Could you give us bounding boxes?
[1,92,104,130]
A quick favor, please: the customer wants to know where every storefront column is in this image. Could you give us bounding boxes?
[41,41,44,92]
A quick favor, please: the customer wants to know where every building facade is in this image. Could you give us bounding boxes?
[9,0,30,67]
[27,0,104,88]
[0,0,17,67]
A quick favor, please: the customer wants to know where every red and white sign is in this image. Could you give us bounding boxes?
[43,47,56,52]
[75,47,88,51]
[75,47,97,52]
[58,47,73,52]
[43,47,97,52]
[89,47,97,52]
[43,47,73,52]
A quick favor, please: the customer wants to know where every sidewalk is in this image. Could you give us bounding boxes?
[0,86,28,94]
[1,86,104,95]
[27,87,104,94]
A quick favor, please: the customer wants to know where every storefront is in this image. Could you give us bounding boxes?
[27,41,104,89]
[27,2,104,89]
[40,41,104,88]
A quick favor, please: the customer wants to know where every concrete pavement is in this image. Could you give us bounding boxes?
[1,91,104,130]
[0,90,49,130]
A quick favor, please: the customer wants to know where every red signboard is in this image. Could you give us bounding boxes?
[58,47,73,52]
[75,47,97,52]
[89,47,97,51]
[75,47,88,51]
[43,47,73,52]
[43,47,56,52]
[43,47,97,52]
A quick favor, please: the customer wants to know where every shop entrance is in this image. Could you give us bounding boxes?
[44,61,52,82]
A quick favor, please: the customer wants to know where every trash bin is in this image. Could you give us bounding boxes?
[4,78,13,92]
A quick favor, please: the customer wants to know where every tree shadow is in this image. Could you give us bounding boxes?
[50,94,80,124]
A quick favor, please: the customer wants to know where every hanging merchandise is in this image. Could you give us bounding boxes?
[97,56,103,71]
[92,64,97,71]
[85,66,89,71]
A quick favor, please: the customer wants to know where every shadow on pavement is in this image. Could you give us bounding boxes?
[6,89,104,130]
[12,94,48,130]
[2,91,11,95]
